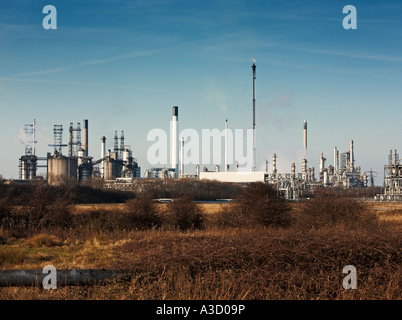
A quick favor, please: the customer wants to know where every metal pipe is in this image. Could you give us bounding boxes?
[0,269,123,287]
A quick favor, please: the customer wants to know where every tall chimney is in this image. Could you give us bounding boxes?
[252,61,256,172]
[83,119,88,157]
[350,140,354,171]
[303,120,307,154]
[101,136,106,179]
[171,106,179,178]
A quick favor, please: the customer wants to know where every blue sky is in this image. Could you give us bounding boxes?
[0,0,401,184]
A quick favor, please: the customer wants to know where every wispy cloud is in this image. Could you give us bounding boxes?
[12,49,161,77]
[302,47,402,62]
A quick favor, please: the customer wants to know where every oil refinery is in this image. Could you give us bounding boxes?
[14,62,401,201]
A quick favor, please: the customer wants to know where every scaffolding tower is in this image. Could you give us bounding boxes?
[48,125,67,154]
[383,149,402,200]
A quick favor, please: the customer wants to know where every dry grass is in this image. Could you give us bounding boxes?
[0,227,400,300]
[0,197,401,300]
[25,234,62,248]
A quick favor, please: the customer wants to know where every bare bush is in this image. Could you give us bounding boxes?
[124,192,162,230]
[166,194,205,231]
[298,190,378,230]
[218,182,291,228]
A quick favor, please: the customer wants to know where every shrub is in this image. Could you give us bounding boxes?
[25,233,62,247]
[299,190,378,230]
[167,194,205,231]
[125,192,162,230]
[218,182,291,228]
[42,198,74,229]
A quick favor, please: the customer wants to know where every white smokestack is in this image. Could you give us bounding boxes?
[171,106,179,178]
[334,147,338,173]
[83,119,88,157]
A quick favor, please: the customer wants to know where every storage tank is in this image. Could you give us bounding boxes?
[79,161,93,184]
[47,155,78,185]
[104,159,122,180]
[20,156,37,180]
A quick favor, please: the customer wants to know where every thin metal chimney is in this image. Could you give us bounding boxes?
[101,136,106,178]
[350,140,354,171]
[303,120,307,154]
[252,61,256,172]
[171,106,179,178]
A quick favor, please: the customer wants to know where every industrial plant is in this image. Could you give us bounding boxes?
[18,119,141,186]
[14,62,401,201]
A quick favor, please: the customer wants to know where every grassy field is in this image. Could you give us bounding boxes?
[0,200,401,300]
